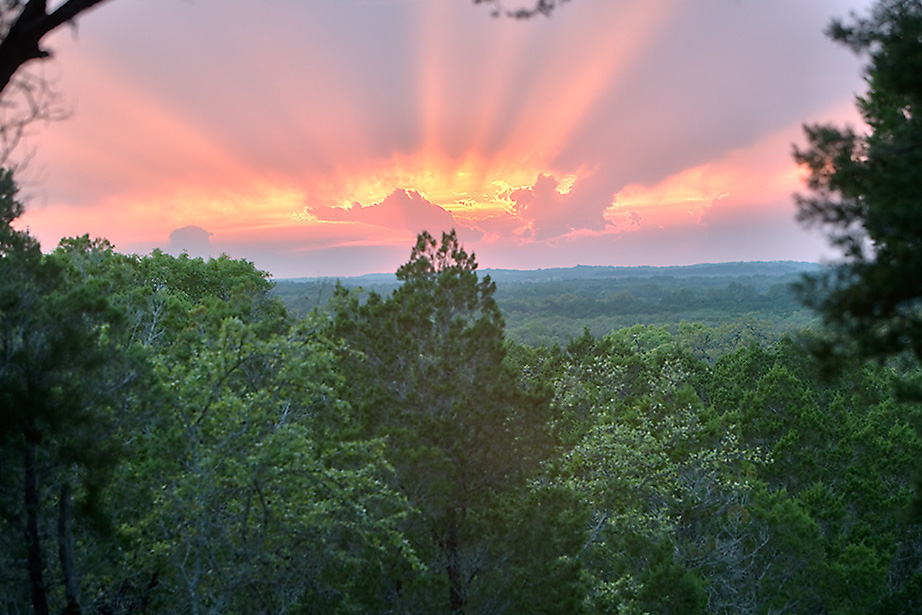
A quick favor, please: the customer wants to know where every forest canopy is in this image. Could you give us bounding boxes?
[2,178,922,612]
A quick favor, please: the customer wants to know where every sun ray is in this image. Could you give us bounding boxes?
[499,0,678,162]
[465,21,534,156]
[416,1,454,155]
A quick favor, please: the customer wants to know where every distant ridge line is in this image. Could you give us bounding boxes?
[279,260,820,284]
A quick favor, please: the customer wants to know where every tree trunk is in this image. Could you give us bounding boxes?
[25,441,49,615]
[445,520,465,614]
[137,570,160,615]
[58,481,82,615]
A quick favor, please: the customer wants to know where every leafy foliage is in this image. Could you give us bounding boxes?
[512,322,922,614]
[331,230,584,614]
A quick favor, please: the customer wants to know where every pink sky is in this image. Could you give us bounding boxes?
[12,0,873,278]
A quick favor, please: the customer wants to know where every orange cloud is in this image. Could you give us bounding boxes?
[607,118,834,232]
[305,187,483,242]
[508,174,609,239]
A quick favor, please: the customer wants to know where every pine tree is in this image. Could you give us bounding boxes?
[794,0,922,364]
[331,230,585,614]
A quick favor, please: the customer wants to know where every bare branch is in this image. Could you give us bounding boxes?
[0,66,67,167]
[0,0,110,164]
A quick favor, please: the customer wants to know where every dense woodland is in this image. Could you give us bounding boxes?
[4,0,922,613]
[274,262,819,347]
[3,195,922,613]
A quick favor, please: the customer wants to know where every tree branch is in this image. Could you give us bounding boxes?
[0,0,111,96]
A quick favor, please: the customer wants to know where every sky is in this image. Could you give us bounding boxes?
[12,0,875,278]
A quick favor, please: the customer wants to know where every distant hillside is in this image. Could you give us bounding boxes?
[272,261,822,346]
[481,261,819,283]
[279,261,820,286]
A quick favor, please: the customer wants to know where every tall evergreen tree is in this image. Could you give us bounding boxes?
[331,230,585,615]
[794,0,922,364]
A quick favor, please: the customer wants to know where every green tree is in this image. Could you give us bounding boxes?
[0,170,132,615]
[707,340,922,613]
[56,244,417,615]
[331,230,584,615]
[527,324,922,614]
[2,213,425,614]
[794,0,922,365]
[543,327,770,614]
[112,316,414,615]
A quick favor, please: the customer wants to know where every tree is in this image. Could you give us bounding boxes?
[112,314,415,615]
[0,170,133,615]
[794,0,922,365]
[529,324,922,614]
[0,222,423,615]
[0,1,112,163]
[331,230,585,615]
[542,327,773,615]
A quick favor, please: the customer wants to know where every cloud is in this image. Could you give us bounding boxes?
[168,226,213,258]
[508,174,612,240]
[21,0,874,279]
[306,188,483,242]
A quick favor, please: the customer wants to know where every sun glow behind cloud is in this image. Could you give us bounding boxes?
[14,0,872,277]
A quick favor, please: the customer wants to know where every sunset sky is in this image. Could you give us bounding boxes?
[14,0,873,278]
